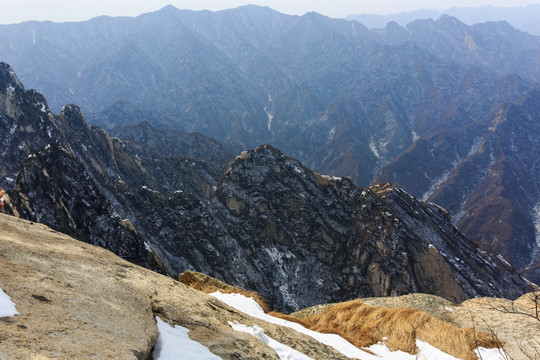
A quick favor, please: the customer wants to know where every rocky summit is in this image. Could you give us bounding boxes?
[0,62,532,313]
[181,145,529,311]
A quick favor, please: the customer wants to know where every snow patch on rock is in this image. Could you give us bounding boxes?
[370,139,382,160]
[421,169,451,201]
[153,317,221,359]
[229,321,313,360]
[0,287,19,318]
[421,137,483,202]
[328,127,336,141]
[475,346,510,360]
[530,202,540,266]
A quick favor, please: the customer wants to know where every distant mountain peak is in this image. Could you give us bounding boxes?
[300,11,330,22]
[156,4,179,13]
[226,144,316,181]
[107,98,140,111]
[437,14,463,23]
[233,4,276,12]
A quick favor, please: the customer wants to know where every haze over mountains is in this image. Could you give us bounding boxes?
[347,4,540,35]
[1,3,540,307]
[2,4,540,286]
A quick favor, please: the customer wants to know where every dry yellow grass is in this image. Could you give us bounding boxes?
[180,271,500,360]
[178,271,270,312]
[301,300,500,360]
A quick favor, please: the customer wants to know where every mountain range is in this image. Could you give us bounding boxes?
[347,5,540,35]
[1,4,539,285]
[0,63,532,314]
[2,5,540,358]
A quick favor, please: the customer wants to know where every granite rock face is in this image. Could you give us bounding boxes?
[0,63,165,272]
[0,63,63,190]
[0,214,355,360]
[123,145,530,312]
[8,143,164,272]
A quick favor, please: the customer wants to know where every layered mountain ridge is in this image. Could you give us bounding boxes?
[374,86,540,280]
[347,5,540,36]
[3,6,539,272]
[0,63,532,312]
[9,6,540,282]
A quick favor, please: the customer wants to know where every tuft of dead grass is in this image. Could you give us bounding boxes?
[180,271,500,360]
[300,300,500,360]
[178,271,270,313]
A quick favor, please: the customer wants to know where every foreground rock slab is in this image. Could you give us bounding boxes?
[0,214,351,359]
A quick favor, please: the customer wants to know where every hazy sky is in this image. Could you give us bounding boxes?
[0,0,539,24]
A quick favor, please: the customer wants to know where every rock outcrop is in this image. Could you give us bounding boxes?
[0,213,365,359]
[126,144,530,312]
[294,292,540,360]
[0,63,167,273]
[1,213,538,360]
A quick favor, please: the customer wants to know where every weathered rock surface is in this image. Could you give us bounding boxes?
[1,213,537,360]
[0,213,360,359]
[7,143,165,273]
[127,145,530,312]
[0,63,63,190]
[0,64,166,273]
[0,63,227,273]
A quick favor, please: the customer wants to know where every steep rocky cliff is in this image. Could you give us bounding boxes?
[0,63,63,190]
[120,144,530,311]
[0,63,165,272]
[7,143,163,272]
